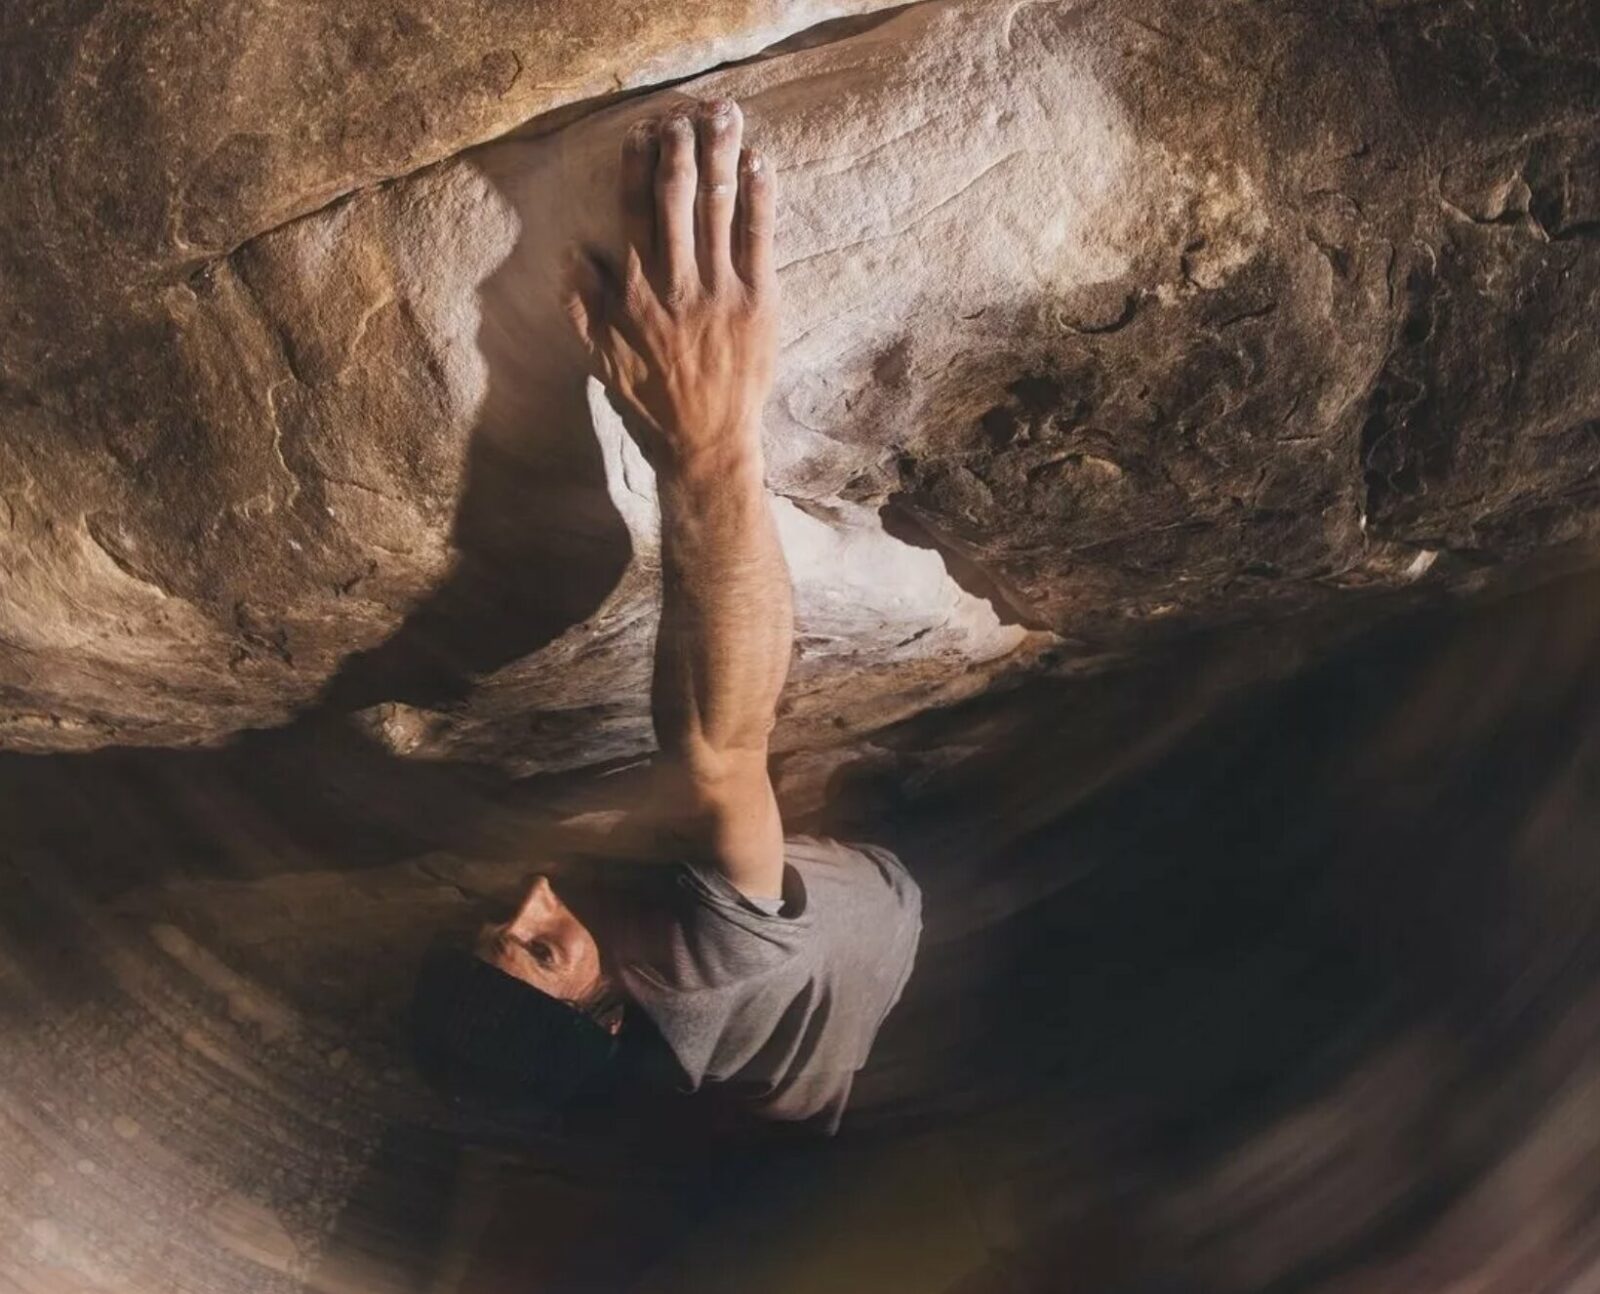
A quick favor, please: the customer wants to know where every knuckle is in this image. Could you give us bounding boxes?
[661,279,698,313]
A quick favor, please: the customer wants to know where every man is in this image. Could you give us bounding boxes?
[412,98,921,1134]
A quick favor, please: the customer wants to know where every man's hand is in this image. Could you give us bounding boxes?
[559,98,794,902]
[561,98,777,469]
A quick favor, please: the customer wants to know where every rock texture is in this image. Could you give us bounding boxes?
[2,0,1598,772]
[0,0,908,753]
[3,0,903,277]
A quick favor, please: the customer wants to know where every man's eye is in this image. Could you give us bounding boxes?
[530,942,554,968]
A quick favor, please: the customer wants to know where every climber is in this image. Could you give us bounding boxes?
[410,98,922,1134]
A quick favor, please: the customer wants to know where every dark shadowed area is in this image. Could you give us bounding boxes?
[6,571,1600,1290]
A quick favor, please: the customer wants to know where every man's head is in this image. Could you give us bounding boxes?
[410,876,625,1109]
[472,876,622,1028]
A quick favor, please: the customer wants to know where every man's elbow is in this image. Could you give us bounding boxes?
[676,737,772,804]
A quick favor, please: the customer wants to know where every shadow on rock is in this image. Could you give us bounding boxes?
[317,156,632,714]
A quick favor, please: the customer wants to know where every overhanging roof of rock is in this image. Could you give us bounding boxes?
[1,0,1597,764]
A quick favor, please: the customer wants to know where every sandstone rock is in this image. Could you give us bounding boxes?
[2,0,1597,770]
[2,0,902,278]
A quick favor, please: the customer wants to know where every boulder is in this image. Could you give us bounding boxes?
[2,0,1597,772]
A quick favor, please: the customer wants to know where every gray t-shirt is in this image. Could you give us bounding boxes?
[617,836,922,1133]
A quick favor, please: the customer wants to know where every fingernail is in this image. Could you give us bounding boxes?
[700,97,735,119]
[742,150,763,174]
[626,119,658,145]
[664,112,693,136]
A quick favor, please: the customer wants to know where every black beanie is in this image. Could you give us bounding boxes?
[410,945,619,1108]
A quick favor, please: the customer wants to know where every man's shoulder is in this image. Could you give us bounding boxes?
[647,857,815,987]
[783,836,922,910]
[654,836,920,988]
[783,833,905,872]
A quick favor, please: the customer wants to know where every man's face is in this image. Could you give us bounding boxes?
[474,876,609,1014]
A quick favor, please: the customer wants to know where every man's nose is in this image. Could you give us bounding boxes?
[509,875,556,931]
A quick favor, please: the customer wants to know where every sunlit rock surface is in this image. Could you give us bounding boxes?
[3,0,1597,761]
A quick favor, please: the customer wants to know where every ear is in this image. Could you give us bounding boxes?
[600,1002,625,1035]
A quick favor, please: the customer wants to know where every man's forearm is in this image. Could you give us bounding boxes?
[652,429,793,786]
[561,98,787,892]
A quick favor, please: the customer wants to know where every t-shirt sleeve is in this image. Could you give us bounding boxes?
[837,839,922,1031]
[616,859,815,1092]
[674,860,814,955]
[617,841,918,1131]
